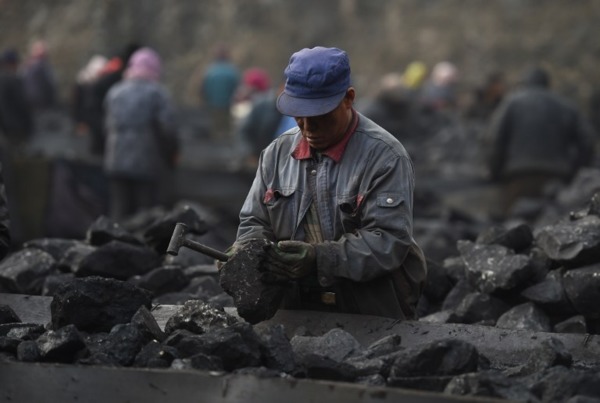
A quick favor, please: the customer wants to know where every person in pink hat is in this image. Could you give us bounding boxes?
[103,47,179,221]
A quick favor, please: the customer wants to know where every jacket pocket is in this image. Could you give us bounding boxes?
[376,192,404,208]
[337,194,361,233]
[263,188,298,237]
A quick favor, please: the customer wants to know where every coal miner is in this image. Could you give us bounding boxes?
[232,47,427,320]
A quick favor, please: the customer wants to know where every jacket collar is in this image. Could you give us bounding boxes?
[291,109,359,163]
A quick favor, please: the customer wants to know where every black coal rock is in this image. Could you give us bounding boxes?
[41,273,75,296]
[37,324,86,363]
[82,323,146,366]
[495,302,552,332]
[129,266,189,296]
[6,324,45,340]
[164,299,238,335]
[23,238,82,261]
[448,292,509,325]
[16,340,41,362]
[131,305,166,343]
[554,315,588,334]
[56,243,96,273]
[50,276,153,332]
[75,240,162,280]
[445,370,536,401]
[0,248,56,294]
[133,340,179,368]
[520,269,575,316]
[219,238,285,324]
[563,264,600,316]
[458,241,536,294]
[0,304,21,324]
[477,223,534,252]
[86,216,142,247]
[256,324,296,373]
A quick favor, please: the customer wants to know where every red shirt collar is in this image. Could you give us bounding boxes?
[291,109,359,163]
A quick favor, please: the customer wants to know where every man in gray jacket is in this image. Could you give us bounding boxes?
[235,47,427,319]
[487,67,596,215]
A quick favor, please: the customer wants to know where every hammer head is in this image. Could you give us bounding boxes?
[167,222,188,256]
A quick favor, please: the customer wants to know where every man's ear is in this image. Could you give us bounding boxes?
[345,87,356,106]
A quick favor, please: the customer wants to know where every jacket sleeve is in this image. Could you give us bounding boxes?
[236,151,277,243]
[314,154,422,285]
[0,163,11,260]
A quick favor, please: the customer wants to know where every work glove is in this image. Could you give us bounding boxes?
[216,241,246,270]
[263,240,316,281]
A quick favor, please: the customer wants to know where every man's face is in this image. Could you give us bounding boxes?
[295,88,355,151]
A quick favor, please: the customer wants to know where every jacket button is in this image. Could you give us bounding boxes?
[311,169,317,175]
[386,198,394,204]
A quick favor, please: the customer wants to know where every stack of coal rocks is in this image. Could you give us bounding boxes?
[419,190,600,336]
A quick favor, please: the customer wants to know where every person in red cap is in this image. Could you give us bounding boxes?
[232,46,427,320]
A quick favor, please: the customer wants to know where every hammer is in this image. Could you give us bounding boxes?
[167,222,229,261]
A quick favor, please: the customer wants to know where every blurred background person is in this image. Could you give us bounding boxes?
[231,67,271,126]
[0,48,33,153]
[199,43,240,145]
[486,66,597,217]
[235,80,296,170]
[103,47,179,221]
[71,55,107,158]
[419,61,459,113]
[464,71,507,122]
[21,40,58,112]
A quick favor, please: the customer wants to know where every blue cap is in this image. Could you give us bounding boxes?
[277,47,351,117]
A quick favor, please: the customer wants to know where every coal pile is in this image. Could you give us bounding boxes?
[3,180,600,400]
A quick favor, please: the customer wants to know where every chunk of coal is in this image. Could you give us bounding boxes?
[57,243,96,273]
[41,273,75,296]
[554,315,588,334]
[364,334,403,359]
[175,322,262,371]
[495,302,551,332]
[0,323,43,337]
[0,304,21,324]
[536,215,600,268]
[297,354,362,382]
[86,216,142,247]
[23,238,82,261]
[256,324,296,373]
[443,256,467,284]
[520,269,575,316]
[504,338,572,377]
[445,370,536,401]
[7,324,44,340]
[476,223,534,252]
[129,266,189,296]
[529,366,600,402]
[387,339,479,382]
[0,336,20,354]
[133,340,179,368]
[441,279,476,311]
[143,204,209,254]
[458,240,535,294]
[17,340,41,362]
[207,293,234,309]
[0,248,56,294]
[75,240,162,280]
[51,276,153,332]
[131,306,166,342]
[82,323,146,366]
[164,299,238,335]
[563,264,600,315]
[419,310,454,324]
[219,238,285,324]
[291,328,364,365]
[448,292,510,325]
[37,324,86,363]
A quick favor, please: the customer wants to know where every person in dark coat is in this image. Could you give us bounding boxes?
[20,41,57,111]
[0,48,33,149]
[71,55,107,157]
[486,67,597,215]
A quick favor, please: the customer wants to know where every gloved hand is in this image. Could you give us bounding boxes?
[216,241,245,270]
[264,240,316,280]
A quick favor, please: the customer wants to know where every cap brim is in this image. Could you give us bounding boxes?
[276,90,346,117]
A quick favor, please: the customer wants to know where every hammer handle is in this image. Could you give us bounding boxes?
[182,238,229,262]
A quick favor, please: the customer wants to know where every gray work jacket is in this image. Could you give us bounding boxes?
[237,112,427,319]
